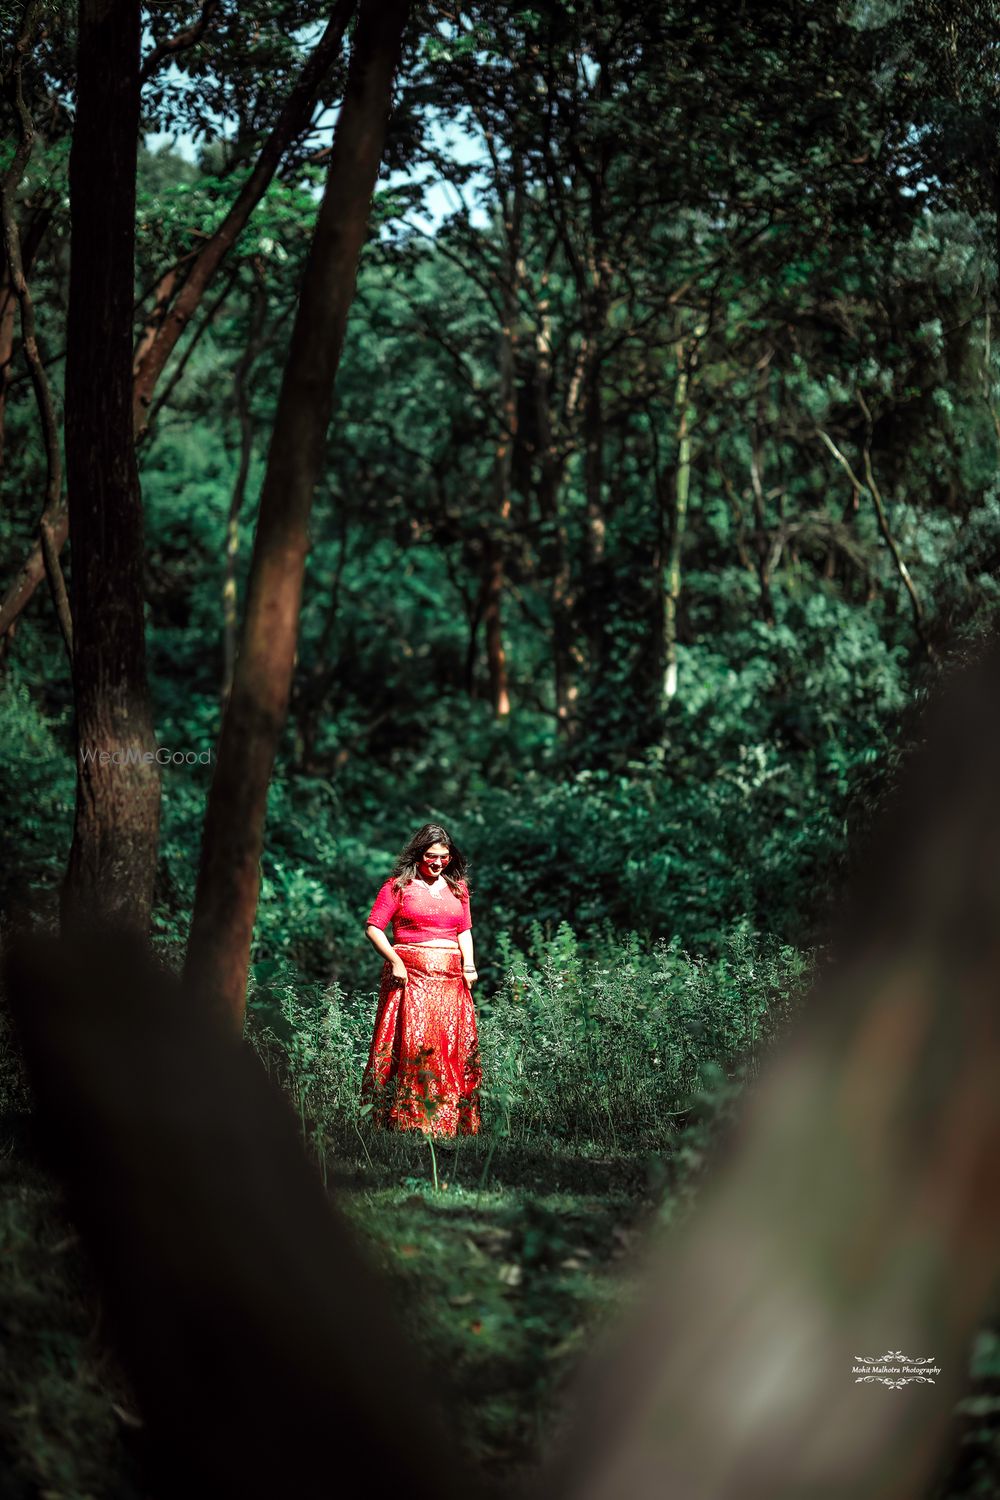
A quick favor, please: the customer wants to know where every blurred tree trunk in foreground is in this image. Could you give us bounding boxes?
[60,0,161,936]
[3,929,482,1500]
[539,635,1000,1500]
[6,636,1000,1497]
[184,0,411,1028]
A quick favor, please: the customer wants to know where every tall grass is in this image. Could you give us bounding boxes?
[245,920,813,1165]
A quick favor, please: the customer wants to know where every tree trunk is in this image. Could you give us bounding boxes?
[222,271,268,711]
[184,0,410,1029]
[648,416,669,721]
[856,389,933,657]
[131,262,179,381]
[482,525,511,717]
[61,0,160,936]
[716,460,756,577]
[662,332,702,708]
[0,255,18,472]
[576,55,613,699]
[464,583,486,699]
[544,635,1000,1500]
[535,276,577,734]
[3,927,478,1500]
[482,168,523,720]
[579,295,610,693]
[0,503,68,643]
[748,363,776,626]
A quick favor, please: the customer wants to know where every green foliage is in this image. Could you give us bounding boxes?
[0,1153,147,1499]
[245,919,812,1157]
[3,4,999,1494]
[475,922,810,1146]
[0,674,73,912]
[8,24,1000,983]
[245,964,372,1178]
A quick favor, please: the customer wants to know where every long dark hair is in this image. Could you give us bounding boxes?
[389,823,470,898]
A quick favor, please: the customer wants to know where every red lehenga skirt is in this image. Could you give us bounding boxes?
[360,942,482,1137]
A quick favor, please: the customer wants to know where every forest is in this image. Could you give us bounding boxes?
[0,0,999,1495]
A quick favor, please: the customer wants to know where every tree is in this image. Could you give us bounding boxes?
[60,0,160,935]
[183,0,412,1028]
[7,631,1000,1500]
[0,0,357,650]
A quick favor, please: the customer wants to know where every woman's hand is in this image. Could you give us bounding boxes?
[463,966,478,989]
[390,957,408,985]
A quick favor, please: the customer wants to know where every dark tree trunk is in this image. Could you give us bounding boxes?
[661,329,703,711]
[579,296,610,695]
[3,929,478,1500]
[60,0,160,936]
[0,255,17,471]
[535,278,577,734]
[222,270,268,711]
[482,530,510,717]
[648,417,670,724]
[464,587,485,699]
[543,636,1000,1500]
[749,364,776,626]
[184,0,411,1029]
[482,169,523,720]
[576,56,613,701]
[291,505,352,772]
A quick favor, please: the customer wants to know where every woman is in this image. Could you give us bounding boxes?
[361,823,481,1137]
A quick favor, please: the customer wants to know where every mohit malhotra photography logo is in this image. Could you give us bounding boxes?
[853,1351,941,1389]
[79,746,213,766]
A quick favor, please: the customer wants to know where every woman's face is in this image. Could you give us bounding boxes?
[418,842,450,880]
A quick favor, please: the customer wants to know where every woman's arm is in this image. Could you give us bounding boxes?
[365,881,408,982]
[365,918,407,978]
[364,925,408,982]
[364,924,394,963]
[457,929,477,987]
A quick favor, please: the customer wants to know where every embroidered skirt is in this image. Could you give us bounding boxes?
[360,943,482,1137]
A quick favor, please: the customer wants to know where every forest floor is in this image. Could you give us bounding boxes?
[327,1129,1000,1498]
[0,1100,709,1499]
[328,1130,691,1486]
[0,1103,998,1497]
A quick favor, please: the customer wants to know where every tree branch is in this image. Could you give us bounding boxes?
[856,389,932,655]
[0,0,72,659]
[140,0,221,81]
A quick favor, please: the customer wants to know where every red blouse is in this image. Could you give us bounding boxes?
[366,875,472,946]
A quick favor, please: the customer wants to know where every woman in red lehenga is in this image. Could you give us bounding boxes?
[361,823,481,1137]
